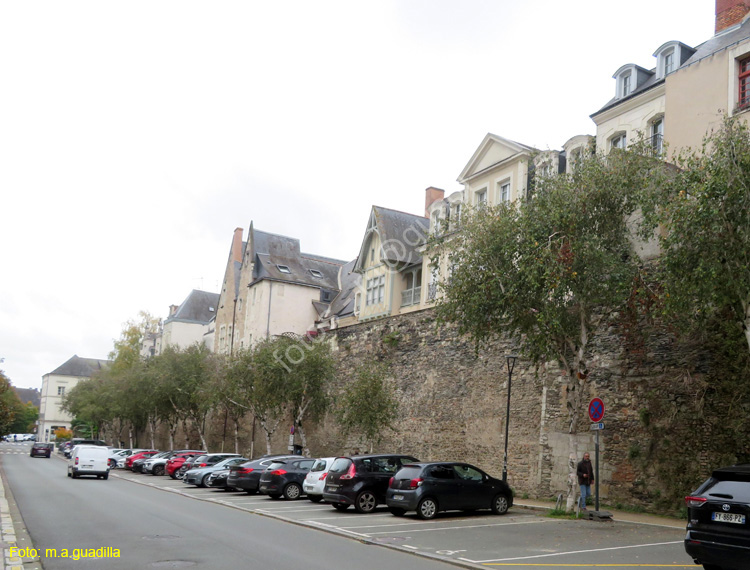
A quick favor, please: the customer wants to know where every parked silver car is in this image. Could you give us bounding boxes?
[183,455,244,487]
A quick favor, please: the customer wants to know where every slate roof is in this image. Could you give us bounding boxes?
[326,259,361,319]
[165,289,220,325]
[47,355,110,378]
[592,20,750,118]
[248,227,345,291]
[355,206,429,270]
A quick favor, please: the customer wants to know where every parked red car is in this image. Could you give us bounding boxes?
[125,450,159,471]
[166,451,204,479]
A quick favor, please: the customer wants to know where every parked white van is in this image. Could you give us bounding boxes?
[68,445,110,479]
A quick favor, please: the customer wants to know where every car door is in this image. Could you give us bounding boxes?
[453,464,491,509]
[425,465,460,511]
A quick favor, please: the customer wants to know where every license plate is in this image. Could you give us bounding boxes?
[392,494,404,501]
[260,485,268,491]
[712,512,746,524]
[304,485,313,492]
[326,485,338,491]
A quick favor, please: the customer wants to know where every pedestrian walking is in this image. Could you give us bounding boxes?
[577,452,594,510]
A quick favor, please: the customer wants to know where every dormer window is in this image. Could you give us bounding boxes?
[664,52,674,75]
[309,269,323,278]
[277,264,291,274]
[621,73,632,97]
[653,41,695,80]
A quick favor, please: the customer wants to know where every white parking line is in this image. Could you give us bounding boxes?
[366,519,553,536]
[332,516,515,530]
[302,513,397,521]
[469,540,684,564]
[256,506,334,513]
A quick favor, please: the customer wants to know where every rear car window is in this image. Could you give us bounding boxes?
[311,459,328,472]
[395,466,423,480]
[703,479,750,501]
[329,458,353,473]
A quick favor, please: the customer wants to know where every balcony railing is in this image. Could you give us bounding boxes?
[401,287,421,307]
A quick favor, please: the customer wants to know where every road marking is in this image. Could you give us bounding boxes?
[476,566,694,568]
[366,519,552,535]
[335,516,528,530]
[474,541,684,564]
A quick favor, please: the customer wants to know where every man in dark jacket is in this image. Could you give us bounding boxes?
[577,452,594,510]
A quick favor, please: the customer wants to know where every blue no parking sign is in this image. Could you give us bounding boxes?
[588,398,605,423]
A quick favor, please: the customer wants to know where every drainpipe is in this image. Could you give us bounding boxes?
[266,282,273,339]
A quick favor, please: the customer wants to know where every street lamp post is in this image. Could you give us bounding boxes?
[502,354,518,483]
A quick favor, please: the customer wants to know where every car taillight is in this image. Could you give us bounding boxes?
[685,496,707,508]
[270,469,287,476]
[409,478,423,489]
[237,467,253,474]
[75,458,79,465]
[341,463,356,480]
[389,476,394,487]
[319,473,327,481]
[199,463,207,468]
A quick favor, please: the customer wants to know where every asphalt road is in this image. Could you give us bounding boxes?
[1,442,698,569]
[1,443,458,569]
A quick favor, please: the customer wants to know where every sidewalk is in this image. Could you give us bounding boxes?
[514,497,686,529]
[0,478,22,570]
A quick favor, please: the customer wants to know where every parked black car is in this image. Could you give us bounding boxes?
[206,469,233,490]
[323,454,419,513]
[685,463,750,570]
[30,442,54,458]
[227,455,298,494]
[258,457,316,500]
[386,462,513,519]
[132,451,169,473]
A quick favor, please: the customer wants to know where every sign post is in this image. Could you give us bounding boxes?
[588,398,605,512]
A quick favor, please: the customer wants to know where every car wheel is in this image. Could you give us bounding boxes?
[108,459,116,469]
[309,495,323,503]
[333,503,349,511]
[491,493,510,515]
[199,475,210,488]
[246,489,257,495]
[67,471,71,478]
[389,507,407,517]
[283,483,302,500]
[103,472,109,480]
[702,566,724,570]
[153,465,164,476]
[417,497,438,520]
[355,490,377,513]
[72,472,78,479]
[169,472,178,480]
[269,494,282,500]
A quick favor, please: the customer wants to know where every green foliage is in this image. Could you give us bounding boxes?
[109,311,159,373]
[652,116,750,352]
[8,401,38,434]
[335,362,398,450]
[382,331,400,348]
[433,147,661,439]
[0,370,20,435]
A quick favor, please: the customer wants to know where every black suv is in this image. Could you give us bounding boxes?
[323,454,419,513]
[386,462,513,519]
[685,463,750,570]
[258,457,316,499]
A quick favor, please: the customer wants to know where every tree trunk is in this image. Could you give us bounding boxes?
[233,420,240,454]
[128,426,134,449]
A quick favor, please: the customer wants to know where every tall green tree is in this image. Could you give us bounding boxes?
[653,116,750,353]
[335,363,397,452]
[0,370,20,435]
[156,344,218,451]
[433,146,661,509]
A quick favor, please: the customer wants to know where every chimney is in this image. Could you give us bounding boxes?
[716,0,750,33]
[424,186,445,217]
[232,227,243,264]
[169,304,179,317]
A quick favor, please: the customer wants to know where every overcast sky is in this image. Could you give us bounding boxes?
[1,1,715,389]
